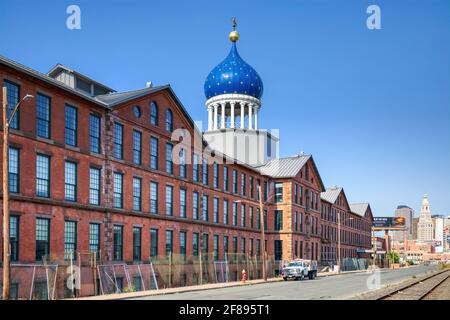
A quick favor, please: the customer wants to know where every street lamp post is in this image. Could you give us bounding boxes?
[2,87,33,300]
[337,214,353,274]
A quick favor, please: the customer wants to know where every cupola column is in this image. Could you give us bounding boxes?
[221,102,226,129]
[213,103,219,130]
[254,107,259,130]
[240,102,245,129]
[208,106,213,131]
[248,103,253,130]
[230,102,235,129]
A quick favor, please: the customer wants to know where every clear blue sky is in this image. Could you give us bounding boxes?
[1,0,449,217]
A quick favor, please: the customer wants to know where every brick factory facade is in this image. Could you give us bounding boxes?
[0,26,374,298]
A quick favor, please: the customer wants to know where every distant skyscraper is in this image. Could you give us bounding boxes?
[432,215,445,246]
[417,194,433,242]
[412,217,420,239]
[394,205,414,241]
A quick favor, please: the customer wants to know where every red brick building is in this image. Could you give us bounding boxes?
[0,27,374,297]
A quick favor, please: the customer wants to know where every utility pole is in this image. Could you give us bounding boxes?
[257,185,267,281]
[2,86,10,300]
[337,212,341,274]
[2,88,32,300]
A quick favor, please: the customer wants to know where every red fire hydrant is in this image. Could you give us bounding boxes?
[242,269,247,284]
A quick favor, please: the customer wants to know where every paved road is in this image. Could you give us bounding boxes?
[132,265,439,300]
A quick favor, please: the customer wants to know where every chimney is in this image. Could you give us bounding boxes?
[146,81,153,88]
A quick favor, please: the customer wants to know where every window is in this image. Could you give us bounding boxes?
[193,192,199,220]
[133,130,142,165]
[232,170,237,193]
[249,238,254,256]
[36,93,51,139]
[36,154,50,197]
[150,182,158,214]
[8,147,19,193]
[264,209,268,231]
[213,235,219,260]
[241,204,246,227]
[213,197,219,223]
[213,162,219,188]
[223,166,229,191]
[89,223,100,255]
[224,236,229,258]
[193,233,199,256]
[275,182,283,203]
[232,202,238,226]
[274,210,283,231]
[64,221,77,260]
[250,207,254,228]
[274,240,283,261]
[193,154,199,182]
[180,148,186,178]
[90,114,101,153]
[180,231,187,258]
[113,225,123,261]
[249,177,254,198]
[232,237,238,255]
[165,185,173,216]
[150,137,158,169]
[36,218,50,261]
[89,167,101,205]
[180,189,187,218]
[300,186,303,206]
[166,143,173,174]
[133,177,142,211]
[65,161,77,202]
[264,180,268,201]
[257,208,261,230]
[241,237,246,254]
[202,233,209,256]
[65,104,77,146]
[165,109,173,132]
[150,101,158,125]
[294,184,298,204]
[165,230,173,256]
[133,106,141,118]
[300,240,303,258]
[113,123,123,159]
[4,80,20,129]
[150,229,158,257]
[10,216,19,261]
[202,160,208,185]
[223,199,229,225]
[299,212,303,232]
[295,240,298,257]
[202,195,209,221]
[256,239,261,257]
[113,172,123,208]
[241,173,246,196]
[294,211,298,231]
[133,227,142,261]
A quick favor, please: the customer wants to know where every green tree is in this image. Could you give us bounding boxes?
[387,250,400,264]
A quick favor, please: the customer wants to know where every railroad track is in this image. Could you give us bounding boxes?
[377,269,450,300]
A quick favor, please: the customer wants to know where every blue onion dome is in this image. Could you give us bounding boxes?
[204,33,263,100]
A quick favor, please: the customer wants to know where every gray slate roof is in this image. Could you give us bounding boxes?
[350,203,369,217]
[256,155,310,178]
[256,155,325,191]
[321,187,343,204]
[95,85,169,107]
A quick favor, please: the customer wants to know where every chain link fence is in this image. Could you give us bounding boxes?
[1,251,283,299]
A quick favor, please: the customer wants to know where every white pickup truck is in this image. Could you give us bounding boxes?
[281,259,318,281]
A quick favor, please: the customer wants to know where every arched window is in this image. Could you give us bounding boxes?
[150,101,158,126]
[133,106,141,118]
[165,109,173,132]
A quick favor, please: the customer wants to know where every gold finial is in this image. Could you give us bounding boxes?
[229,16,239,42]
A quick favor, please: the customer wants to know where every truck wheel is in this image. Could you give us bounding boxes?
[283,277,287,281]
[308,272,313,280]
